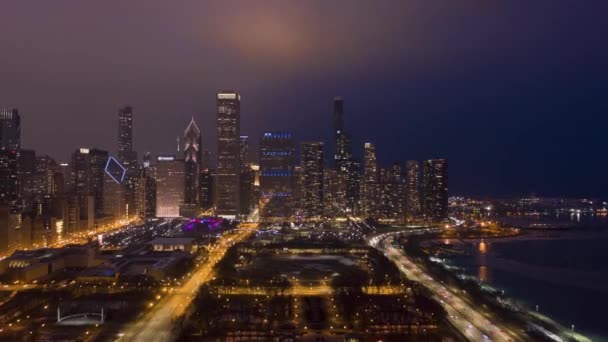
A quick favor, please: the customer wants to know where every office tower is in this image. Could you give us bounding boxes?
[198,168,213,210]
[33,155,57,196]
[103,172,126,220]
[377,166,404,220]
[183,118,202,206]
[118,106,138,220]
[344,158,361,214]
[117,106,137,168]
[422,159,449,221]
[145,175,156,219]
[405,160,421,219]
[239,165,254,216]
[323,168,342,216]
[58,163,73,193]
[301,142,324,219]
[292,166,303,216]
[0,206,22,255]
[0,151,19,209]
[240,136,249,169]
[137,167,156,220]
[362,142,379,217]
[216,91,241,218]
[0,108,20,151]
[0,109,21,211]
[18,149,36,206]
[155,155,185,218]
[143,152,152,168]
[71,147,91,206]
[201,150,211,170]
[89,148,108,218]
[71,148,98,230]
[333,98,351,166]
[332,97,359,215]
[259,132,295,220]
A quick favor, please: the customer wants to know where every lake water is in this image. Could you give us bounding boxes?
[448,216,608,341]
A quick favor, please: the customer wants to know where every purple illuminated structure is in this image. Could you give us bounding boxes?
[183,217,223,231]
[105,156,127,184]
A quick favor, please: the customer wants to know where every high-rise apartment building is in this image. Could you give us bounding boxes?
[405,160,421,219]
[422,159,449,221]
[362,142,379,217]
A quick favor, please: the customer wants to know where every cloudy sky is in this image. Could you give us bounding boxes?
[1,0,607,197]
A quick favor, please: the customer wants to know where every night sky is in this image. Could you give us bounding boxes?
[1,1,607,198]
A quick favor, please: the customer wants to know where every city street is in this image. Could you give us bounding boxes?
[119,223,257,342]
[370,231,522,342]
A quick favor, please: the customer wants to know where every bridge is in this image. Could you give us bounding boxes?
[56,306,105,326]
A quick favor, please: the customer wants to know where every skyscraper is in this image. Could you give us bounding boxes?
[71,148,95,229]
[117,106,136,168]
[422,159,449,221]
[0,150,19,208]
[301,142,324,219]
[0,109,21,210]
[362,142,379,217]
[0,108,20,151]
[405,160,421,220]
[259,132,295,220]
[183,118,202,206]
[333,98,351,166]
[154,155,185,218]
[216,91,241,218]
[240,135,249,169]
[332,97,358,215]
[89,148,109,218]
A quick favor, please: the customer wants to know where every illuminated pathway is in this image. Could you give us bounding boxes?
[369,231,522,342]
[120,224,257,342]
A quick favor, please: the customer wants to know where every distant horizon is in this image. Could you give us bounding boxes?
[3,1,607,198]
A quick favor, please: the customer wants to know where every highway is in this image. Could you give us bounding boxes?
[369,231,522,342]
[119,223,257,342]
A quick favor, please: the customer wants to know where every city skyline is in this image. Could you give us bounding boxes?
[1,1,607,197]
[0,2,606,341]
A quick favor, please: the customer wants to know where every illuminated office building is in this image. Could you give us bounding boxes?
[216,91,241,217]
[183,118,202,206]
[0,108,20,151]
[301,142,324,219]
[154,155,185,218]
[259,132,295,220]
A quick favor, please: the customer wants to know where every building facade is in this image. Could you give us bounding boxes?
[422,159,449,221]
[216,91,241,218]
[259,132,295,220]
[154,155,185,218]
[301,142,324,219]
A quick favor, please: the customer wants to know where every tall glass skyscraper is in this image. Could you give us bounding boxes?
[216,91,241,217]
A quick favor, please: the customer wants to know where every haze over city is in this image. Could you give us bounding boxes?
[2,0,607,197]
[1,1,607,342]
